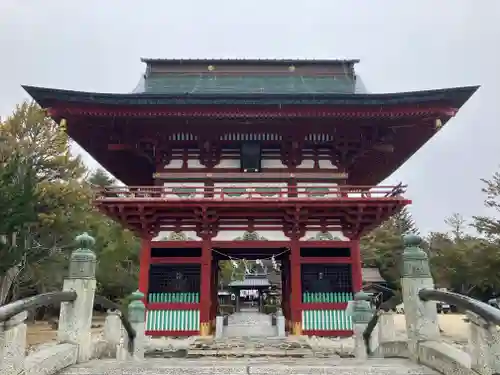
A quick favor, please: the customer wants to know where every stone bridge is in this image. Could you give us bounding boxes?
[1,233,498,374]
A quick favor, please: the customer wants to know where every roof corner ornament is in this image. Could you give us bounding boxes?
[59,118,67,132]
[435,118,443,130]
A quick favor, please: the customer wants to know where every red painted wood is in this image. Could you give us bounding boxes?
[54,104,456,118]
[210,258,218,322]
[350,240,363,292]
[290,239,302,328]
[108,143,130,151]
[302,330,353,337]
[299,257,352,264]
[146,330,198,337]
[300,241,354,248]
[138,238,151,299]
[213,240,290,248]
[151,241,202,248]
[299,303,348,310]
[98,184,404,199]
[146,303,200,310]
[200,239,212,324]
[150,257,202,264]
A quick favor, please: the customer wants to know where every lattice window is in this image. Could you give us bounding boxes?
[149,264,201,293]
[301,264,352,293]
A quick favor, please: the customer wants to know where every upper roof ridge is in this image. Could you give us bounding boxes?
[141,58,360,65]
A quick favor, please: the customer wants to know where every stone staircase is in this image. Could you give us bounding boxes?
[58,357,439,375]
[186,336,316,358]
[144,335,358,359]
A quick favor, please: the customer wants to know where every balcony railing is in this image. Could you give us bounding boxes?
[94,183,406,200]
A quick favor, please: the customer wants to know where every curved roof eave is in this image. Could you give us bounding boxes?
[22,85,480,109]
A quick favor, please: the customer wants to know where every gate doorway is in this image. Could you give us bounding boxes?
[214,243,287,337]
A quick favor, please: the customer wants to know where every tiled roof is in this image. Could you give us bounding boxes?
[143,73,356,94]
[22,84,479,108]
[229,278,270,288]
[140,58,359,95]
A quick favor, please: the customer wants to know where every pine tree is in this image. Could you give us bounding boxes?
[88,168,115,187]
[385,207,419,236]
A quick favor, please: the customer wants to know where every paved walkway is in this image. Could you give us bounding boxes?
[59,358,439,375]
[224,308,277,337]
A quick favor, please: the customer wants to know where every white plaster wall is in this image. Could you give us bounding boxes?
[318,160,337,169]
[164,159,183,169]
[187,159,204,168]
[214,159,239,168]
[262,159,286,168]
[296,160,314,168]
[163,158,339,171]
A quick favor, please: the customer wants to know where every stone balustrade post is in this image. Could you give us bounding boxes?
[276,308,286,338]
[378,310,396,344]
[373,310,396,357]
[401,234,439,361]
[215,313,224,339]
[467,311,500,375]
[57,232,97,363]
[103,309,122,357]
[352,291,374,359]
[0,311,27,375]
[128,290,146,360]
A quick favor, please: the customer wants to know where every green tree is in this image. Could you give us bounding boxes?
[0,103,141,305]
[473,171,500,238]
[89,168,115,187]
[360,207,419,288]
[0,102,88,303]
[219,260,245,286]
[0,150,40,303]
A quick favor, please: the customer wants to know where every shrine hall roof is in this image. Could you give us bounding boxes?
[229,278,270,288]
[23,85,478,108]
[23,57,478,107]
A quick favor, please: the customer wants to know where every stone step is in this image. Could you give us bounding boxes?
[182,335,321,358]
[58,358,439,375]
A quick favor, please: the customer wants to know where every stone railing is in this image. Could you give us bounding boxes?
[352,234,500,375]
[0,232,146,375]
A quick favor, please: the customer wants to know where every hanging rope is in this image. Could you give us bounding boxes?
[211,248,288,273]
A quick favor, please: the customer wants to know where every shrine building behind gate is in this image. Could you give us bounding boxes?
[24,58,478,337]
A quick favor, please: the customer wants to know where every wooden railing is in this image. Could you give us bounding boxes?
[95,183,407,200]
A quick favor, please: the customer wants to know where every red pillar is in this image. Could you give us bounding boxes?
[290,239,302,335]
[210,257,218,330]
[350,239,363,292]
[280,258,287,320]
[200,238,212,336]
[281,255,291,330]
[138,238,151,302]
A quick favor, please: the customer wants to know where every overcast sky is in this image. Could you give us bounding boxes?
[0,0,499,234]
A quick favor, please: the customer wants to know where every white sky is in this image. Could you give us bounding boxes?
[0,0,499,234]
